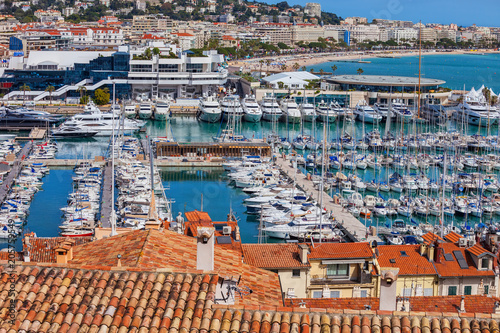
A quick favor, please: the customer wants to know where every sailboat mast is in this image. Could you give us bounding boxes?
[418,20,422,119]
[319,122,326,244]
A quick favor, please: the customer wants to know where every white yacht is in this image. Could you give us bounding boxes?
[124,104,137,118]
[300,102,316,122]
[316,100,337,123]
[455,97,499,126]
[280,98,301,123]
[241,95,262,123]
[221,95,244,122]
[391,100,413,123]
[260,95,282,122]
[154,100,170,120]
[198,94,222,123]
[61,102,146,136]
[373,102,390,119]
[138,103,153,119]
[354,101,383,124]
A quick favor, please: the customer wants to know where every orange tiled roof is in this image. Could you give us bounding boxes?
[222,35,235,41]
[467,243,493,257]
[0,250,23,261]
[68,229,281,307]
[1,263,500,331]
[308,242,373,259]
[0,265,220,332]
[23,236,92,263]
[444,231,462,243]
[185,210,211,222]
[434,242,495,277]
[376,244,436,276]
[284,295,500,313]
[422,231,443,244]
[173,32,195,37]
[242,243,310,269]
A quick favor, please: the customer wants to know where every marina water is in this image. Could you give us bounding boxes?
[4,53,500,249]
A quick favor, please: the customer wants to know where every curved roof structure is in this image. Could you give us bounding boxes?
[327,75,445,87]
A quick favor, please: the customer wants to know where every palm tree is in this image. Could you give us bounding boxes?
[265,59,271,73]
[259,59,264,78]
[331,65,337,75]
[301,66,306,71]
[280,64,287,72]
[45,85,55,105]
[77,86,87,104]
[357,68,364,75]
[292,62,300,71]
[319,69,324,76]
[20,84,30,105]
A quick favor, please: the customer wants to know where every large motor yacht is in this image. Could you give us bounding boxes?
[221,95,244,122]
[280,98,301,123]
[242,95,262,123]
[260,95,282,122]
[60,101,145,136]
[354,101,383,124]
[197,94,222,123]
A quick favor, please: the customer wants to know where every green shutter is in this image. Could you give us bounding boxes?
[464,286,472,295]
[448,286,457,296]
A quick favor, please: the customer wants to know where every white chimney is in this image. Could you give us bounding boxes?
[379,268,399,311]
[298,244,308,264]
[196,227,215,271]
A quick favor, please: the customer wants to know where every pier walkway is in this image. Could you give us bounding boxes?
[99,161,113,228]
[0,142,33,203]
[275,155,381,243]
[22,158,222,167]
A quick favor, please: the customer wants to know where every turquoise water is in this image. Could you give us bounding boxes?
[4,53,500,249]
[308,53,500,92]
[160,168,268,244]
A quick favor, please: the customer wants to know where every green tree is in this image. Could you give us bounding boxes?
[301,66,306,71]
[45,85,55,105]
[319,69,324,75]
[152,47,160,56]
[280,64,287,71]
[292,62,300,71]
[144,48,152,59]
[357,68,364,75]
[80,95,89,104]
[20,84,30,105]
[277,81,284,89]
[93,88,110,105]
[77,86,87,104]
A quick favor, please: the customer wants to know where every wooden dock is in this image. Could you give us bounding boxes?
[0,142,33,203]
[275,155,381,243]
[15,128,47,141]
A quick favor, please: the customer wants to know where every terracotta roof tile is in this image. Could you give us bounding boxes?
[444,232,462,244]
[467,243,493,257]
[376,245,436,276]
[242,244,310,269]
[422,232,443,245]
[308,242,373,260]
[435,243,495,277]
[68,229,281,307]
[284,295,500,313]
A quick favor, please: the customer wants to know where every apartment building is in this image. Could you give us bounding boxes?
[291,24,324,44]
[419,27,438,42]
[388,28,418,43]
[346,24,381,42]
[254,23,293,46]
[344,17,368,25]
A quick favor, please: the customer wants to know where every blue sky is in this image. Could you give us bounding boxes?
[269,0,499,27]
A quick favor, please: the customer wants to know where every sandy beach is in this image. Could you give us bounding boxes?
[230,49,500,73]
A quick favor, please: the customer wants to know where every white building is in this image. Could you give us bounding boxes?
[388,28,418,43]
[346,25,381,43]
[128,48,227,99]
[262,71,319,89]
